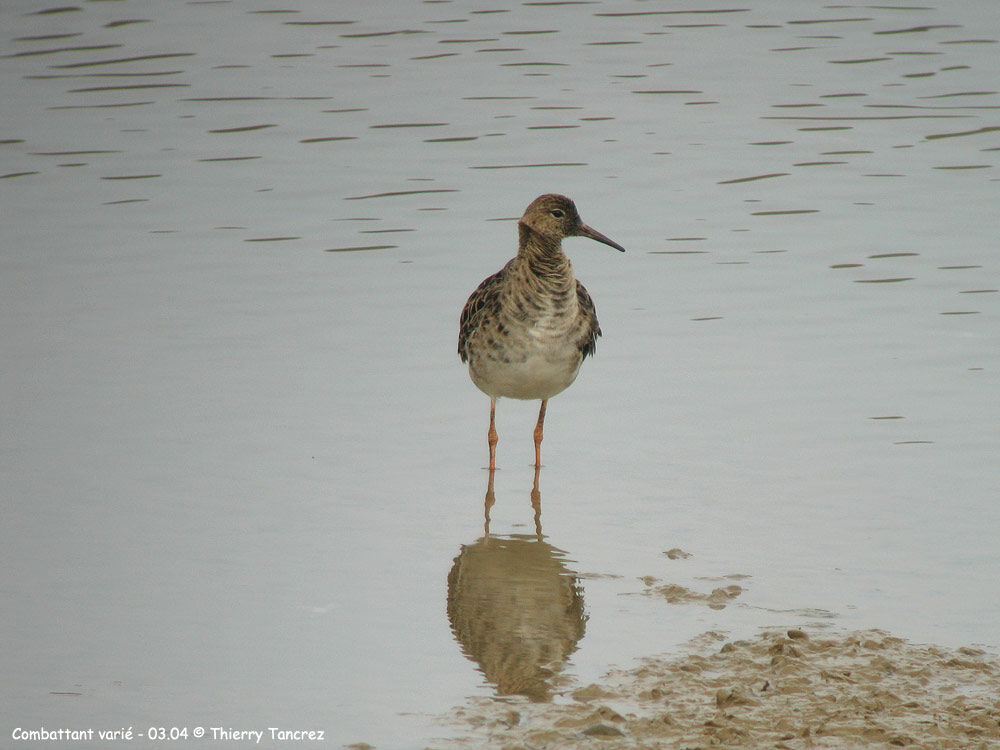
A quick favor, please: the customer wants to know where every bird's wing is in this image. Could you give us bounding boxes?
[576,280,602,359]
[458,269,505,362]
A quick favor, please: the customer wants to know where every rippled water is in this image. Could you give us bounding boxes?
[3,1,998,747]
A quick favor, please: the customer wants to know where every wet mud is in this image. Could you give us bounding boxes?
[639,573,749,611]
[442,628,1000,748]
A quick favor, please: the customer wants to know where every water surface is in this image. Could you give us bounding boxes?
[2,1,998,747]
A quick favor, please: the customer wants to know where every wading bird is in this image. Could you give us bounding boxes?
[458,194,625,471]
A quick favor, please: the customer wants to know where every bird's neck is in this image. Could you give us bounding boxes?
[517,223,572,281]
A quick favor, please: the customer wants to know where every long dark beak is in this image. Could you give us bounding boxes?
[578,223,626,253]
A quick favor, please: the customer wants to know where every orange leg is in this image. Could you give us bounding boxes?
[487,397,498,471]
[483,467,496,536]
[533,399,547,469]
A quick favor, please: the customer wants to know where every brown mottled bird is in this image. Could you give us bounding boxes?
[458,194,625,471]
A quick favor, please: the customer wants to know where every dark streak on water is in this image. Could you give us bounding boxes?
[198,156,263,162]
[344,189,459,200]
[49,53,196,68]
[325,245,397,252]
[470,163,587,169]
[209,124,278,133]
[718,173,789,184]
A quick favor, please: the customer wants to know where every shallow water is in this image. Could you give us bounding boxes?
[2,1,998,747]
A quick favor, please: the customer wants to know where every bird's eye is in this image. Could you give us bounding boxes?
[551,209,564,218]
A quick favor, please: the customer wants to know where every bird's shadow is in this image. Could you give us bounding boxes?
[446,467,587,702]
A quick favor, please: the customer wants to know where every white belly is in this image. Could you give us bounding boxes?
[470,338,582,400]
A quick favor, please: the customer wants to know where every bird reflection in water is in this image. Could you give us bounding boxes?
[447,467,587,702]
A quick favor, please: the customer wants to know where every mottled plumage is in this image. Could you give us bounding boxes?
[458,194,625,470]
